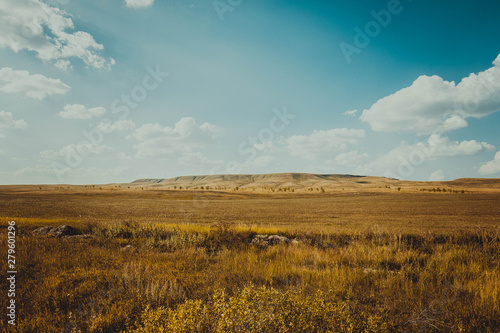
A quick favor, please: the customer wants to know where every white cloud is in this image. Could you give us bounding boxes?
[286,128,365,159]
[228,155,275,174]
[360,54,500,135]
[132,117,220,158]
[40,143,112,159]
[479,151,500,175]
[177,152,223,168]
[246,155,274,169]
[0,67,70,99]
[0,111,28,130]
[335,150,368,165]
[54,60,72,71]
[429,170,446,181]
[124,0,154,8]
[59,104,106,119]
[0,110,27,137]
[426,134,494,157]
[0,0,113,69]
[253,141,275,152]
[343,109,358,117]
[355,135,494,178]
[96,119,135,132]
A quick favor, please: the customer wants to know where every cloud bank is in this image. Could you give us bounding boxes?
[0,67,70,99]
[0,0,114,69]
[360,54,500,135]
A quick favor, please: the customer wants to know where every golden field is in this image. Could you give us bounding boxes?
[1,176,499,332]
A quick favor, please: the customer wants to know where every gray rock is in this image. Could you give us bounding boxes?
[120,245,135,252]
[267,235,290,245]
[31,226,54,236]
[251,234,290,248]
[32,225,80,238]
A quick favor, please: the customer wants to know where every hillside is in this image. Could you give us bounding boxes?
[130,173,500,192]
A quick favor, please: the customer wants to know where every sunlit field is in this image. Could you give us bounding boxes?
[1,185,499,332]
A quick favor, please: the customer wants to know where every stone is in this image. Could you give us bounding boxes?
[251,234,290,247]
[32,225,81,238]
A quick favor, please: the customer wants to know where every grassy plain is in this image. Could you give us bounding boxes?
[0,183,499,332]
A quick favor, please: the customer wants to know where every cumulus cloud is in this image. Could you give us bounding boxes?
[334,150,369,165]
[360,54,500,135]
[0,110,27,137]
[0,67,70,99]
[124,0,154,8]
[479,151,500,175]
[54,60,72,71]
[253,141,276,152]
[0,111,28,130]
[96,119,135,132]
[177,152,223,168]
[355,134,494,178]
[40,143,113,160]
[286,128,365,159]
[0,0,113,69]
[343,109,358,117]
[132,117,220,158]
[429,170,446,181]
[59,104,106,119]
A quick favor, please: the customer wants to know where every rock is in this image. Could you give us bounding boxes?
[251,235,269,248]
[267,235,290,245]
[251,234,290,248]
[31,226,55,236]
[32,225,81,238]
[51,225,80,237]
[120,245,135,252]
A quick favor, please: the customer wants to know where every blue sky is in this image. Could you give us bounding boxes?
[1,0,500,184]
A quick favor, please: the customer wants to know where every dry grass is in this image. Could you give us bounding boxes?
[0,186,499,332]
[1,185,499,234]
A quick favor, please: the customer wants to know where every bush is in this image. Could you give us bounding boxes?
[129,285,390,333]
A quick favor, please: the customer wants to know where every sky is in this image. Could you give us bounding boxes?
[1,0,500,184]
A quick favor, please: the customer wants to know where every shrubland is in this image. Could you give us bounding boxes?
[1,219,499,332]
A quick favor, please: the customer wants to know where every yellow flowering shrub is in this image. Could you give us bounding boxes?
[129,284,390,333]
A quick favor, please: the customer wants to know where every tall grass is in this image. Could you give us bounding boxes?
[1,221,499,332]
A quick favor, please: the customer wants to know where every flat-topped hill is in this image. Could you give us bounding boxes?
[131,173,500,191]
